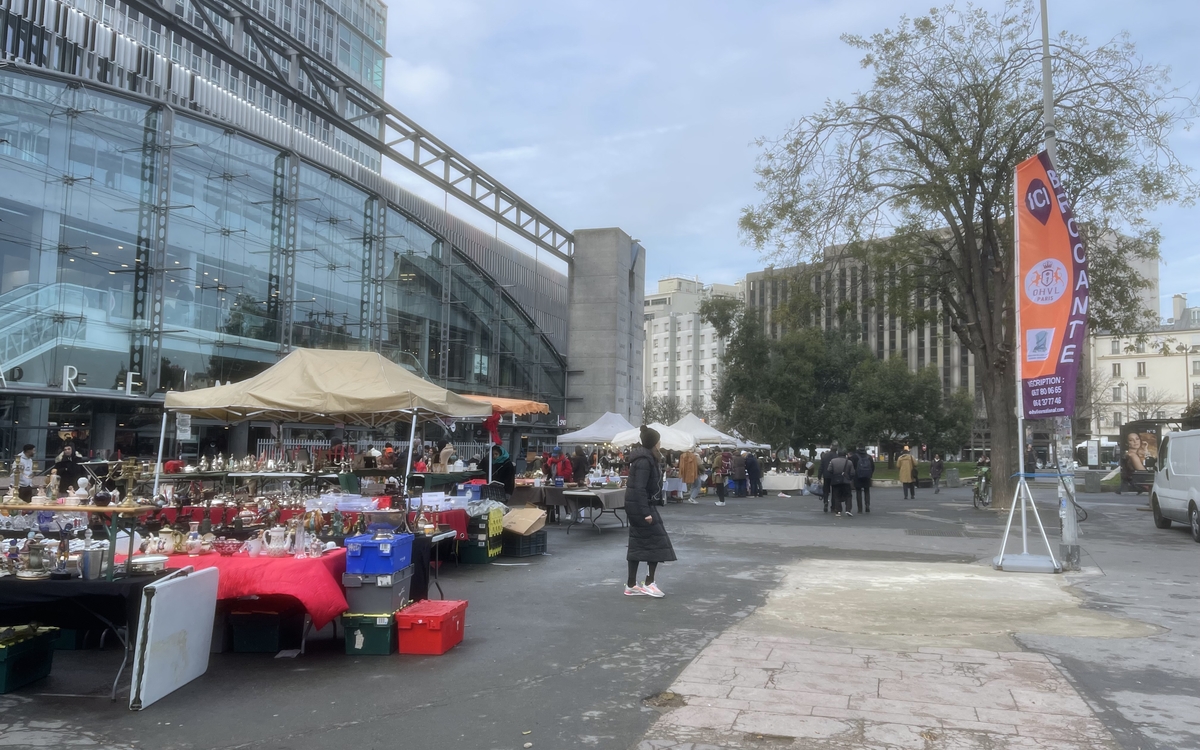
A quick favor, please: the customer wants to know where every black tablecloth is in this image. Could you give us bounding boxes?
[0,574,159,630]
[410,534,431,601]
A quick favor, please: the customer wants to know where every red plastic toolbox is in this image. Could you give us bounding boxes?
[395,600,467,655]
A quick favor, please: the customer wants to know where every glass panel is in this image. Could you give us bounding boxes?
[291,164,367,349]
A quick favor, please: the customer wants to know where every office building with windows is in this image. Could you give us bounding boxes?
[642,276,741,415]
[1087,293,1198,442]
[0,0,624,461]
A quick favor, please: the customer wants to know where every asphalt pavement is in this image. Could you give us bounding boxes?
[1,483,1196,750]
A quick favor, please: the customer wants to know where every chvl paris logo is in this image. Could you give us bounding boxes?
[1024,259,1068,305]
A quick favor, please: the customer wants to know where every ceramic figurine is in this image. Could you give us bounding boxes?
[46,470,60,500]
[331,511,344,537]
[185,521,203,557]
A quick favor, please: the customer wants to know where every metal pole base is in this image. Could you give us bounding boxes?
[993,552,1061,573]
[1059,543,1081,570]
[994,477,1062,574]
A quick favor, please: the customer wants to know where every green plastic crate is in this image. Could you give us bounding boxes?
[343,613,397,655]
[230,612,281,653]
[0,627,58,693]
[458,537,501,564]
[53,628,88,651]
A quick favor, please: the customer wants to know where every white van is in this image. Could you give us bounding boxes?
[1150,430,1200,542]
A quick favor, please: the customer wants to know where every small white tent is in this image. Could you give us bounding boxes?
[557,412,637,445]
[612,422,697,452]
[671,414,736,446]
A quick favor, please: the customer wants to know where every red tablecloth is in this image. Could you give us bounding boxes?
[160,549,348,629]
[157,506,239,525]
[407,509,468,540]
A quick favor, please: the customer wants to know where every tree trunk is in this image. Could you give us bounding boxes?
[982,373,1019,510]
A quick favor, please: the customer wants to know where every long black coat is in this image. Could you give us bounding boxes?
[624,446,677,563]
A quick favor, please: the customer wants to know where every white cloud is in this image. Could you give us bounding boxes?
[377,0,1200,306]
[386,58,453,104]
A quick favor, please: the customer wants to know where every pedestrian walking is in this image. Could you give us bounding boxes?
[571,445,590,484]
[854,447,874,513]
[731,452,748,497]
[746,452,763,497]
[713,450,731,506]
[898,448,917,499]
[679,447,701,504]
[818,448,835,512]
[16,443,35,503]
[623,426,676,598]
[826,449,855,516]
[930,454,945,494]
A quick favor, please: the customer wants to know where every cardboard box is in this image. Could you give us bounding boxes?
[502,507,546,536]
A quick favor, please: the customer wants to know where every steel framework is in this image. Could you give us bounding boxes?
[123,0,574,262]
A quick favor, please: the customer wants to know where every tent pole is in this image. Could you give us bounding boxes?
[404,410,418,494]
[152,411,167,498]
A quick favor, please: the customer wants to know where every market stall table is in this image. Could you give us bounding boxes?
[511,484,583,523]
[4,504,156,581]
[406,509,468,541]
[762,474,806,491]
[410,471,484,490]
[156,549,348,631]
[561,489,626,534]
[0,574,159,699]
[663,477,686,497]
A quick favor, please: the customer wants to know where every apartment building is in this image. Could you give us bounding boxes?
[642,277,742,413]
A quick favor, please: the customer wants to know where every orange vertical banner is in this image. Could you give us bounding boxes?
[1014,151,1089,418]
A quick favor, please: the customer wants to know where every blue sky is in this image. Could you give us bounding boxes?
[380,0,1199,317]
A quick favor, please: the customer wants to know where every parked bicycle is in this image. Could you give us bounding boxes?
[973,467,992,509]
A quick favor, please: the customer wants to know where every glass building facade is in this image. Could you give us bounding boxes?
[0,0,568,460]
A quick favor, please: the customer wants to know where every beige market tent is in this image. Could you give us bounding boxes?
[164,348,491,427]
[158,348,493,494]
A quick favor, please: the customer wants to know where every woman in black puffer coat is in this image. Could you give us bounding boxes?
[624,425,677,598]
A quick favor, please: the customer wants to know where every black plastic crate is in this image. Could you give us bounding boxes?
[501,529,547,557]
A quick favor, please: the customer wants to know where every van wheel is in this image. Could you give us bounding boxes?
[1190,503,1200,543]
[1152,496,1172,529]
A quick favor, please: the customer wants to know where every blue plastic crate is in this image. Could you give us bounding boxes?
[457,484,482,502]
[344,532,414,575]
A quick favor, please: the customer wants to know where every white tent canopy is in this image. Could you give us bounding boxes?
[670,414,736,446]
[727,429,771,451]
[612,422,697,452]
[557,412,636,445]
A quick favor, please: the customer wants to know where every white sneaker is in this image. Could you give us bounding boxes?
[642,582,665,598]
[715,501,726,506]
[845,510,853,516]
[686,498,698,504]
[624,585,648,596]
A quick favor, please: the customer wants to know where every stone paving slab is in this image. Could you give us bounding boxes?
[637,633,1119,750]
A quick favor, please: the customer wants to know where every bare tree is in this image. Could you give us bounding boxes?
[739,2,1196,505]
[643,394,684,426]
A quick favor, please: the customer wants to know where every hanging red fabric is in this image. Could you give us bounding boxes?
[483,409,502,445]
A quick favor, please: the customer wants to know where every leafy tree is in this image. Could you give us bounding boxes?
[739,2,1197,505]
[848,358,973,465]
[701,298,872,448]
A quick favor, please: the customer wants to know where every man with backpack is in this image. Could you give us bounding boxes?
[854,447,875,513]
[818,448,835,512]
[825,449,855,517]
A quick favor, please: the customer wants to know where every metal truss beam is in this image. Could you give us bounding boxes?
[122,0,574,261]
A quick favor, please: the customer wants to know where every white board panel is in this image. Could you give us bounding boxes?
[129,566,219,710]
